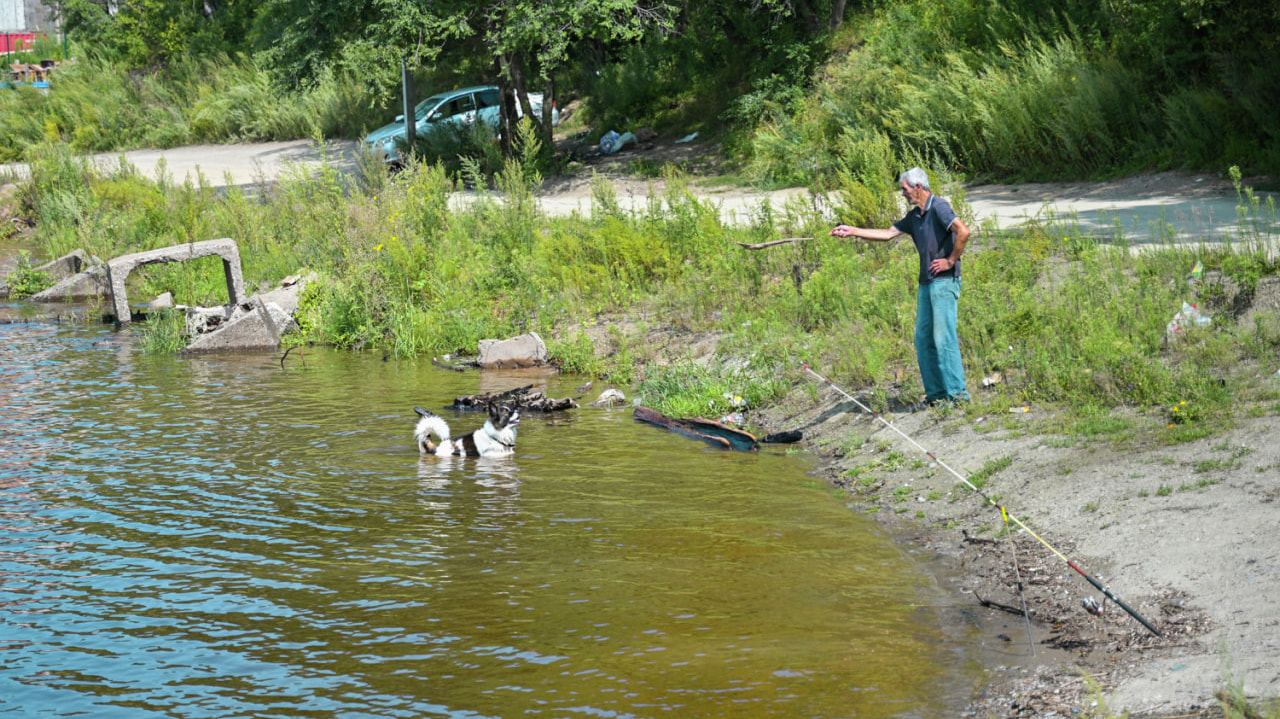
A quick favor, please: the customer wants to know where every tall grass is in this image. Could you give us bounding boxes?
[0,54,386,161]
[12,143,1280,426]
[745,0,1278,187]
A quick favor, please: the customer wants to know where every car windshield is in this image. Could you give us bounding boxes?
[413,93,453,120]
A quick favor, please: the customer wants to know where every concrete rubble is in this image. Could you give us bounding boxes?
[477,331,549,369]
[1,249,109,301]
[180,272,314,354]
[588,388,627,407]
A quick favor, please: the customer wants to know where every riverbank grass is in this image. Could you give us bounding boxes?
[10,147,1280,436]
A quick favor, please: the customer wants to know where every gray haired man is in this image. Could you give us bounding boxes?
[830,167,971,405]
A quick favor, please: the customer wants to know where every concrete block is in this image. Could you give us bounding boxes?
[180,301,295,354]
[477,332,549,369]
[148,292,175,311]
[107,238,244,324]
[29,264,111,302]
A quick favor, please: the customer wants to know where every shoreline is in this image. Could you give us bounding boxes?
[752,384,1279,718]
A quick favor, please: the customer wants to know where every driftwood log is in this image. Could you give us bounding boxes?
[633,406,759,451]
[446,384,578,412]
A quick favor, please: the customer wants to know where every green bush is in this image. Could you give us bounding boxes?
[4,251,51,298]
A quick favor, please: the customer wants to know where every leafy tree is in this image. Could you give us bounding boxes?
[55,0,258,65]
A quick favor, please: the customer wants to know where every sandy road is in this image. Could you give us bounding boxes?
[4,139,1276,243]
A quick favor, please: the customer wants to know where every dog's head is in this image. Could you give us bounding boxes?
[487,402,521,431]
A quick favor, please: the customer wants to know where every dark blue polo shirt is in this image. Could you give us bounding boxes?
[893,194,960,285]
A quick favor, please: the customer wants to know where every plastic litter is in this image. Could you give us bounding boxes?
[600,130,637,155]
[675,131,699,143]
[981,372,1003,388]
[1009,406,1030,413]
[599,130,620,154]
[1165,301,1211,341]
[718,412,745,425]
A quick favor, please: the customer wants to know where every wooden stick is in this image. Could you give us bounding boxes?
[735,237,814,250]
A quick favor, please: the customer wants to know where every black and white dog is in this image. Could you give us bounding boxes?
[414,403,520,457]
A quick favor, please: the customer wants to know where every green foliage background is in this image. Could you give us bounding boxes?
[6,0,1273,180]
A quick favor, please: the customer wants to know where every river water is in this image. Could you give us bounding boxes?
[0,318,981,717]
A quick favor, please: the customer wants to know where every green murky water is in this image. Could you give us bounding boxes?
[0,319,980,717]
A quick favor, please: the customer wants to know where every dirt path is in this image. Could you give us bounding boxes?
[4,139,1275,243]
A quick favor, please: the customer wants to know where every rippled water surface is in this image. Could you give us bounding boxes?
[0,320,979,717]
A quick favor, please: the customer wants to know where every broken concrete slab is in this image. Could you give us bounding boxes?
[2,248,102,299]
[171,272,313,353]
[28,263,112,303]
[36,249,99,281]
[245,272,315,317]
[477,332,549,369]
[148,292,175,311]
[180,301,295,354]
[107,238,245,324]
[184,305,233,337]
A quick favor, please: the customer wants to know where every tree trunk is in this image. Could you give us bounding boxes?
[829,0,848,31]
[507,53,537,135]
[539,75,556,151]
[496,54,516,155]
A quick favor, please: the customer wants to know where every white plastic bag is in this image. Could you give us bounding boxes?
[1165,301,1211,341]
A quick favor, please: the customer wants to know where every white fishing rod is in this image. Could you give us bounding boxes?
[802,364,1164,640]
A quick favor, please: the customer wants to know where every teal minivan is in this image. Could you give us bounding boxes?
[363,85,557,164]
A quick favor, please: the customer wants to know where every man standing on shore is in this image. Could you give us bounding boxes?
[829,167,971,406]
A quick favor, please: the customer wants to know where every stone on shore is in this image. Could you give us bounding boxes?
[148,292,175,311]
[178,272,313,353]
[28,263,111,302]
[589,388,627,407]
[477,332,549,369]
[181,300,296,354]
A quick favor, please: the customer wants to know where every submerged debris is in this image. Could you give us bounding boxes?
[446,384,578,412]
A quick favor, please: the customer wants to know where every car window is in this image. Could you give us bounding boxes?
[446,94,476,118]
[426,94,475,122]
[415,94,448,120]
[476,89,500,108]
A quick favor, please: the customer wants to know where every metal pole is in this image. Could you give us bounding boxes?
[401,59,415,159]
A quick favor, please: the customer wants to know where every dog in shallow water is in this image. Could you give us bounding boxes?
[413,403,520,457]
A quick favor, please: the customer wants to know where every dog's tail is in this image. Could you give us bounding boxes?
[413,406,451,452]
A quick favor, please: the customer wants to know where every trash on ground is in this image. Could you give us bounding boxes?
[600,130,637,155]
[981,372,1003,388]
[675,131,699,143]
[1165,301,1212,341]
[1009,406,1030,413]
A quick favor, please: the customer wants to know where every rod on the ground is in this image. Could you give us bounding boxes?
[801,363,1165,639]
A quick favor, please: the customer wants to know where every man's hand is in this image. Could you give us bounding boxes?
[830,225,859,238]
[929,257,956,274]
